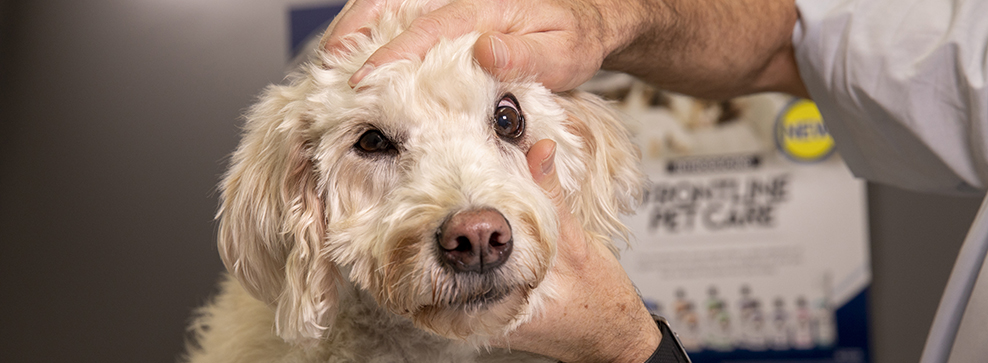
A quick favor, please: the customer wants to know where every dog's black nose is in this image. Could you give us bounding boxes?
[438,208,513,273]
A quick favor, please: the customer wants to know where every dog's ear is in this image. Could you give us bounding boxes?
[217,83,342,344]
[555,91,646,249]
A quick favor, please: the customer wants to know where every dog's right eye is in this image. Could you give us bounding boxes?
[355,130,394,153]
[493,93,524,140]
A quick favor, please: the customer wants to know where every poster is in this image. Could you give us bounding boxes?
[582,73,872,363]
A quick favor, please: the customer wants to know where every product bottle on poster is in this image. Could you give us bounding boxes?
[813,272,838,347]
[672,288,704,351]
[769,297,791,350]
[793,296,815,349]
[738,285,767,351]
[813,299,837,347]
[704,286,733,351]
[748,300,768,351]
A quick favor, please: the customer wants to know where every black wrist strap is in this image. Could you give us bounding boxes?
[643,315,691,363]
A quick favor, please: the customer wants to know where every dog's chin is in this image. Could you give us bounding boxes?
[410,284,533,339]
[444,283,516,310]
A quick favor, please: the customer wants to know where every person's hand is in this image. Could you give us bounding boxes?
[322,0,652,93]
[322,0,807,99]
[492,139,660,363]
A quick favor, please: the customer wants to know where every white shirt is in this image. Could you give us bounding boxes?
[792,1,988,362]
[794,0,988,195]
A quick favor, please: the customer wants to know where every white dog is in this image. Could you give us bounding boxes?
[185,1,644,362]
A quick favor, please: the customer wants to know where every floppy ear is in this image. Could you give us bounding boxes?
[554,90,646,249]
[217,82,342,344]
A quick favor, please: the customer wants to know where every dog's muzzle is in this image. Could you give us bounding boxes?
[437,208,513,274]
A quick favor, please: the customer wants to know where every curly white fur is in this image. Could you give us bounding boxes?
[184,1,644,362]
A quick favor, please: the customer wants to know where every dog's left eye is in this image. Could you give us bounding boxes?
[355,129,394,153]
[493,94,524,140]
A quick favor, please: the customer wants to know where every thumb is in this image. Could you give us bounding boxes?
[474,32,595,92]
[526,139,565,207]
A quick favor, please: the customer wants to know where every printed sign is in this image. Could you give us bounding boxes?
[582,73,871,363]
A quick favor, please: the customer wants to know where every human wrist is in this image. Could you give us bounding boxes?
[554,311,659,363]
[571,281,661,363]
[608,304,662,363]
[550,242,662,363]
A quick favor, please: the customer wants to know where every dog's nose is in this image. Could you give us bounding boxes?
[438,208,513,273]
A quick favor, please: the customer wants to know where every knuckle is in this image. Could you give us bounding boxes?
[408,15,445,39]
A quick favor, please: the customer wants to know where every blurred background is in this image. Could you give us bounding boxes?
[0,1,983,362]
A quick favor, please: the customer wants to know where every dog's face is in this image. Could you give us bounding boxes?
[217,4,643,345]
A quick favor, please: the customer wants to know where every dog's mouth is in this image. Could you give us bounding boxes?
[429,271,523,310]
[451,284,513,308]
[408,279,534,338]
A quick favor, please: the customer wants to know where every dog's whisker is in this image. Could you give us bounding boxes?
[430,269,442,304]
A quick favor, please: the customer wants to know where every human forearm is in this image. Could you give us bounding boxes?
[604,0,807,99]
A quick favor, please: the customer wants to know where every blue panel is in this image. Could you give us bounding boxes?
[684,288,870,363]
[289,4,345,58]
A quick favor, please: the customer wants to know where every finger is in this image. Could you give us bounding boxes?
[474,32,602,92]
[526,139,566,207]
[321,0,385,53]
[348,3,480,87]
[526,138,590,258]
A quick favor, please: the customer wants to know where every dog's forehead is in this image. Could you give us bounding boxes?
[360,35,498,129]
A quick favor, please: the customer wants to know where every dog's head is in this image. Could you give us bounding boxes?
[217,3,643,345]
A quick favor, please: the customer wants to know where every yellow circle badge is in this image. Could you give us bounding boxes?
[775,99,834,162]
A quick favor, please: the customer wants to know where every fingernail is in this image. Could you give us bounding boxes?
[541,142,556,176]
[348,63,375,88]
[490,35,508,69]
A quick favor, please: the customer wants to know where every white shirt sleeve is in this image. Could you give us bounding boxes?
[792,0,988,194]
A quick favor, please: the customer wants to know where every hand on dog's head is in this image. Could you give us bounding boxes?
[217,1,643,346]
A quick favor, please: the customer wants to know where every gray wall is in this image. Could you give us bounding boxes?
[0,1,983,362]
[1,1,299,361]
